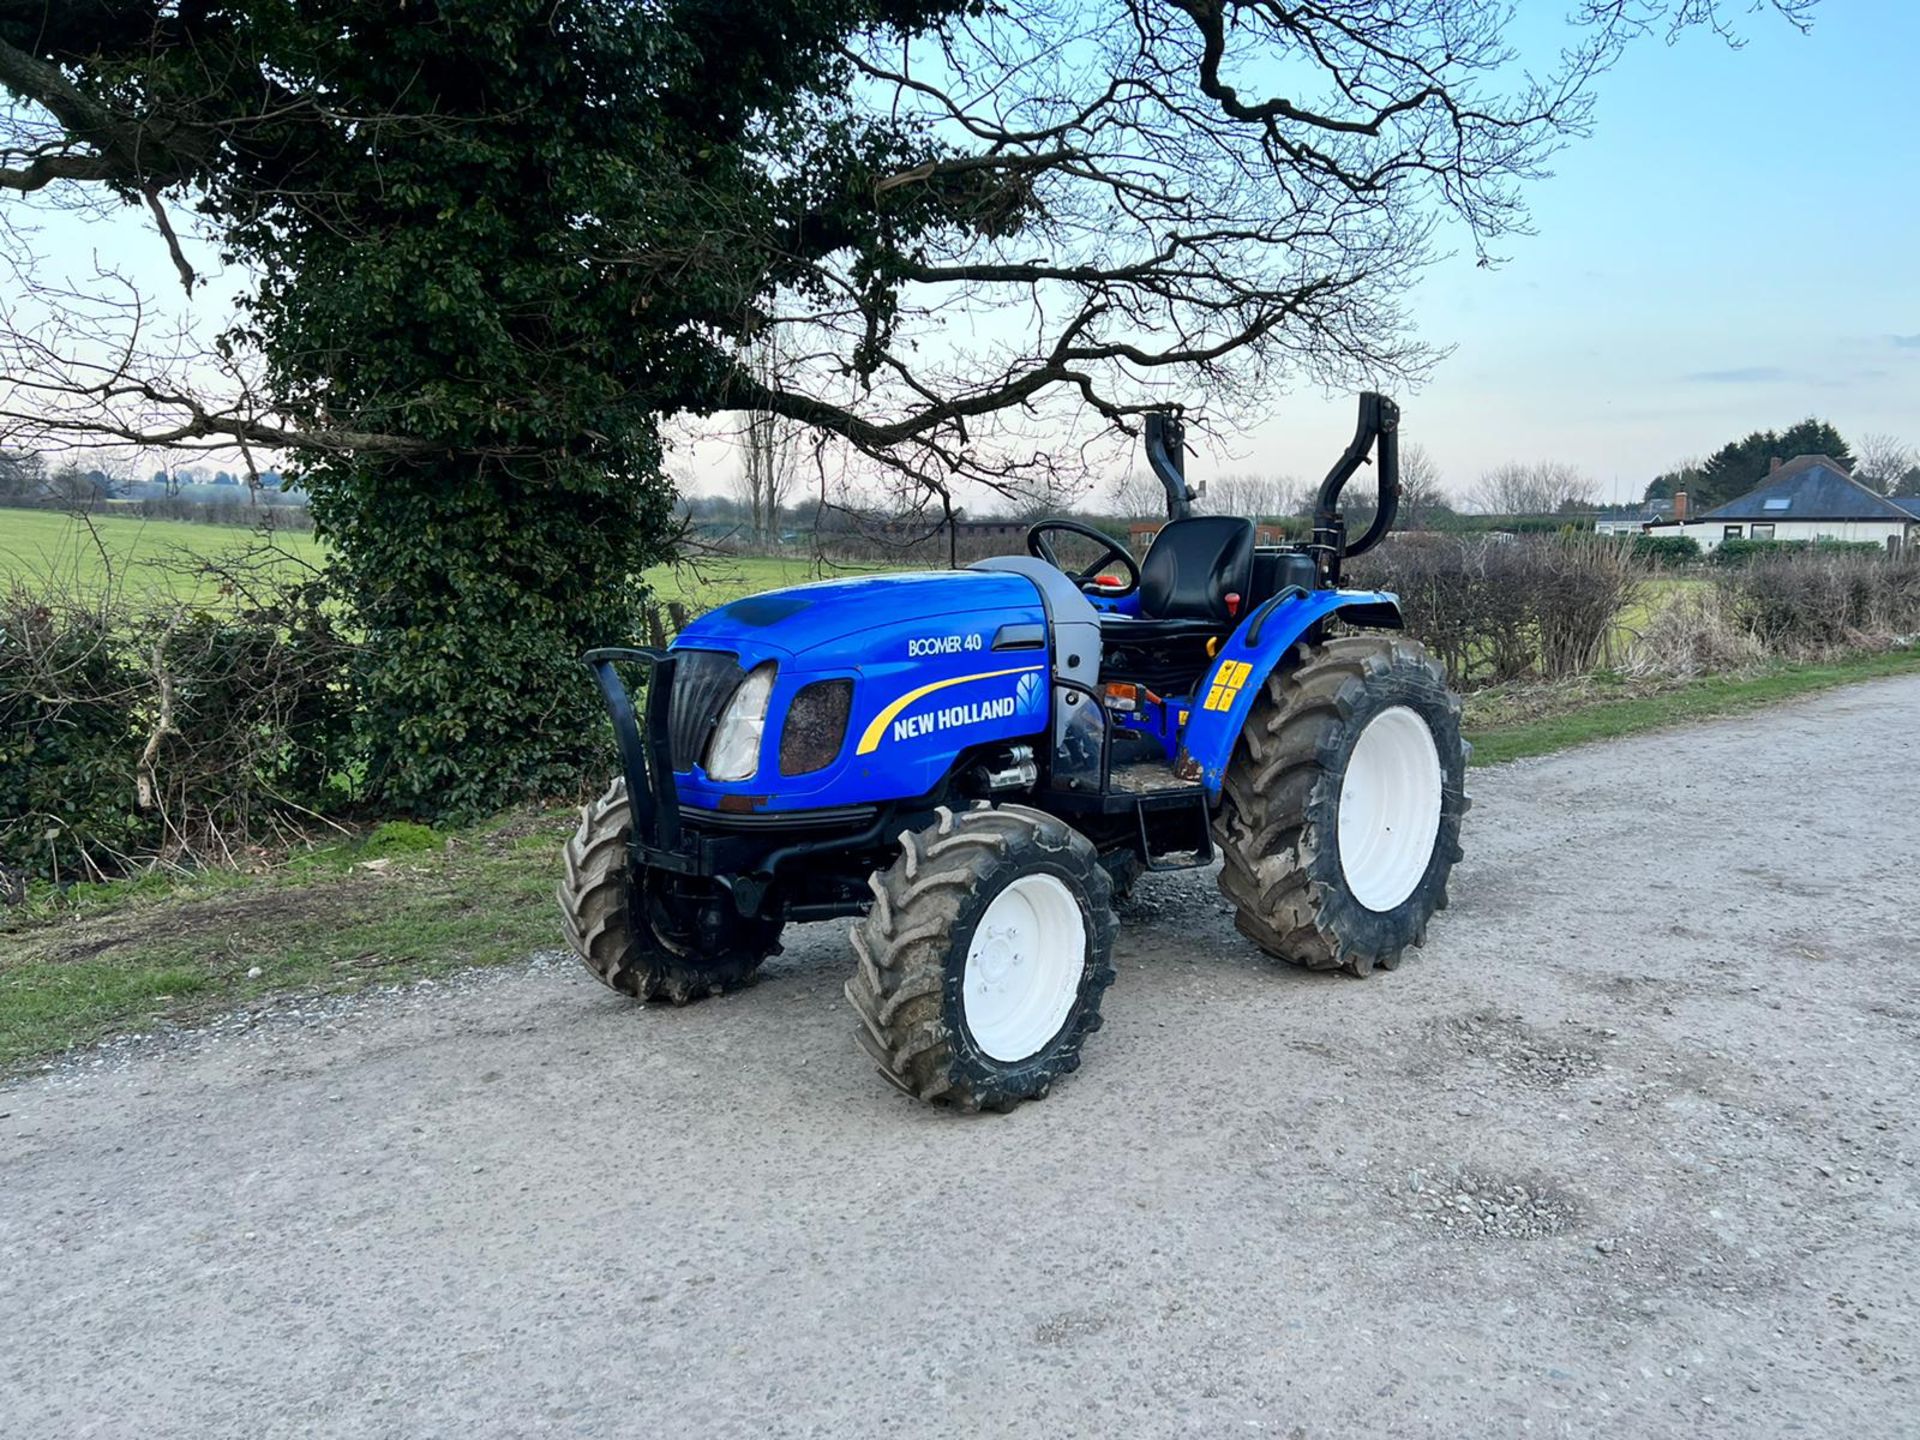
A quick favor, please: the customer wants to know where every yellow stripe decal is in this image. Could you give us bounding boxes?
[854,665,1045,756]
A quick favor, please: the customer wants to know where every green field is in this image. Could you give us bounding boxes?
[0,507,884,613]
[0,509,1716,633]
[0,507,327,601]
[642,554,893,612]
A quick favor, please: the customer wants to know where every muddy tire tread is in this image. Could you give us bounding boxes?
[1211,635,1467,977]
[844,804,1116,1112]
[557,778,775,1004]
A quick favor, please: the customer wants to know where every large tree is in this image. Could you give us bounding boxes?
[2,0,967,814]
[0,446,42,500]
[0,0,1815,815]
[1467,461,1596,517]
[1643,459,1703,506]
[1649,419,1854,511]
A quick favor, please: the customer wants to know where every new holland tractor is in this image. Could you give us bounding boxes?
[559,394,1468,1110]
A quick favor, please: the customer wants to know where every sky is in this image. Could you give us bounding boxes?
[1280,0,1920,505]
[10,1,1917,510]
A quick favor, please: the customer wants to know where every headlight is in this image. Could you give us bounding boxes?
[780,679,853,776]
[704,663,776,780]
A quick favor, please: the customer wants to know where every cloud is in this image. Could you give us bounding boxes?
[1814,368,1888,389]
[1892,334,1920,350]
[1683,366,1793,384]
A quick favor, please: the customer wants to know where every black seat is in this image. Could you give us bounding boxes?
[1139,516,1256,621]
[1103,517,1256,645]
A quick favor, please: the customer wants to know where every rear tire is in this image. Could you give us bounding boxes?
[846,804,1117,1111]
[1212,635,1467,977]
[558,778,780,1003]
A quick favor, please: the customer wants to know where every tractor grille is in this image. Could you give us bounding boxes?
[667,649,747,772]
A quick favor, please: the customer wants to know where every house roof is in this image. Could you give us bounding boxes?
[1699,456,1916,523]
[1891,496,1920,518]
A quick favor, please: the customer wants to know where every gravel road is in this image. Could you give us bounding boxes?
[5,677,1919,1439]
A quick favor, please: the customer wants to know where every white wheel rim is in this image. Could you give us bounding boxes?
[962,873,1086,1062]
[1337,705,1444,913]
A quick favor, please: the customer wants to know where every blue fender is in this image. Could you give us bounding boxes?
[1180,589,1403,796]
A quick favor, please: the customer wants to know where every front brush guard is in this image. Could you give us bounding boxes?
[582,647,895,919]
[583,648,1027,924]
[582,647,682,854]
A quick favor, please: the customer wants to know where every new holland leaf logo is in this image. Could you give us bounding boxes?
[1014,671,1043,714]
[1203,659,1253,712]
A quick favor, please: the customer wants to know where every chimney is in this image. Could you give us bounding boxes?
[1770,456,1783,473]
[1674,489,1689,523]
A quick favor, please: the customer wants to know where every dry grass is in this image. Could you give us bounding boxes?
[1621,584,1768,679]
[1717,551,1920,658]
[1465,646,1920,767]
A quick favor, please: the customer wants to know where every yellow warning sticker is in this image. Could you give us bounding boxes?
[1202,659,1253,712]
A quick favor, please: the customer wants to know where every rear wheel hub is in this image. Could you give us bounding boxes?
[1336,704,1444,912]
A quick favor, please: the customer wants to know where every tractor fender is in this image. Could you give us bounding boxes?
[1179,588,1404,797]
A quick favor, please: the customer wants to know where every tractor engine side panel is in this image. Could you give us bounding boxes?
[671,575,1053,812]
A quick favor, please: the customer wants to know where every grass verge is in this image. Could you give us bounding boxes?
[7,643,1917,1074]
[0,810,573,1074]
[1464,645,1920,766]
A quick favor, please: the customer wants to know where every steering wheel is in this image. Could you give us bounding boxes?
[1025,520,1141,595]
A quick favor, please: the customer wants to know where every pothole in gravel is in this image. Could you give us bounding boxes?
[1430,1010,1605,1088]
[1032,1309,1114,1346]
[1393,1167,1580,1240]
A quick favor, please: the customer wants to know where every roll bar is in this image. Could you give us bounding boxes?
[1144,412,1194,521]
[1140,393,1400,585]
[1310,391,1400,585]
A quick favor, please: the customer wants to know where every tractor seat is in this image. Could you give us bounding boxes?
[1102,516,1256,641]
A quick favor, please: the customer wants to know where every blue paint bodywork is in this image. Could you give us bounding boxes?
[1177,588,1401,795]
[666,568,1400,812]
[671,571,1050,811]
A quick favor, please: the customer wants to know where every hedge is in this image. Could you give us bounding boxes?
[1710,538,1888,568]
[1,569,356,882]
[1631,534,1701,565]
[1349,533,1642,685]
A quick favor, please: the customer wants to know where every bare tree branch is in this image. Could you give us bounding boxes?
[139,186,196,293]
[0,0,1821,508]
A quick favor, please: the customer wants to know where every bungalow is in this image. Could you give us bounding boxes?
[1645,455,1918,554]
[1593,511,1666,537]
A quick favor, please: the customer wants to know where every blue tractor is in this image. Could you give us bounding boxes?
[560,394,1467,1110]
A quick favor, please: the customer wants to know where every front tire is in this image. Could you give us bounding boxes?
[558,778,781,1003]
[846,804,1117,1111]
[1213,636,1467,976]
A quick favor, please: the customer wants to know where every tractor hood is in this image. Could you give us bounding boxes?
[675,569,1045,661]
